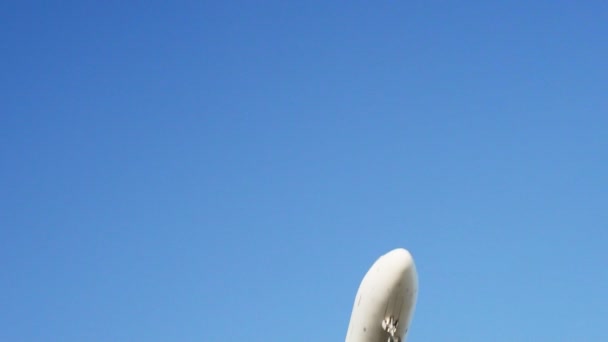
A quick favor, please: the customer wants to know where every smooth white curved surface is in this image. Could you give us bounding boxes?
[345,248,418,342]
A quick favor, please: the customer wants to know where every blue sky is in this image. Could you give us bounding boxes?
[1,1,607,341]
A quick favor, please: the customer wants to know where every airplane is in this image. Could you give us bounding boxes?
[345,248,418,342]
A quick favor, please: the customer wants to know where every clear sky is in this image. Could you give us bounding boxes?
[1,1,607,341]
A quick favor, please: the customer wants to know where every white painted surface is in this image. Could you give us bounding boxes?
[345,248,418,342]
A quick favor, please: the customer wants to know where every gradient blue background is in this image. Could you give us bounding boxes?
[2,1,607,341]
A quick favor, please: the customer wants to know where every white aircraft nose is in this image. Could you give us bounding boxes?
[345,248,418,342]
[383,248,416,276]
[380,248,418,298]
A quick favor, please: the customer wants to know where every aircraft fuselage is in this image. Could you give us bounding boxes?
[345,248,418,342]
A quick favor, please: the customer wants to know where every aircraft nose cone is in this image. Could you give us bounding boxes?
[383,248,418,287]
[384,248,414,272]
